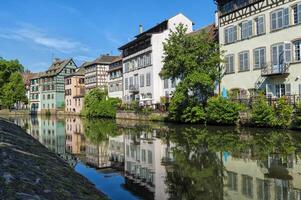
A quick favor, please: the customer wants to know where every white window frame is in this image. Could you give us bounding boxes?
[270,8,290,31]
[293,40,301,61]
[255,15,265,35]
[240,20,253,40]
[224,26,237,44]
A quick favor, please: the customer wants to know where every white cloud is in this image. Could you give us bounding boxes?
[0,24,89,54]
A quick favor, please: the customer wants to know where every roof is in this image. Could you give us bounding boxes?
[66,66,85,78]
[187,24,218,41]
[41,58,75,77]
[83,55,119,68]
[29,72,44,80]
[110,56,122,63]
[119,18,169,51]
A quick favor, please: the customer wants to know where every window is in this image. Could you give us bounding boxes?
[240,20,253,39]
[125,78,128,90]
[141,149,146,162]
[146,73,151,86]
[224,26,237,44]
[129,77,133,87]
[254,47,266,69]
[294,40,301,61]
[140,74,144,87]
[266,84,291,98]
[225,55,234,73]
[255,16,265,35]
[271,8,289,30]
[271,43,292,70]
[257,179,270,200]
[164,79,169,89]
[239,51,249,71]
[147,150,152,164]
[227,171,237,191]
[242,175,253,198]
[293,3,301,24]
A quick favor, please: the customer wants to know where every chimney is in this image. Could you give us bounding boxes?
[139,24,143,34]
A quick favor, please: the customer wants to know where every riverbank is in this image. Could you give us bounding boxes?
[0,118,106,199]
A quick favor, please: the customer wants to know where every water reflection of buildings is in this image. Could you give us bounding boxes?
[124,129,170,200]
[224,152,301,200]
[65,117,85,155]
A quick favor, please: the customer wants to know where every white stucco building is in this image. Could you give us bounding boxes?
[108,57,123,99]
[216,0,301,101]
[119,13,193,106]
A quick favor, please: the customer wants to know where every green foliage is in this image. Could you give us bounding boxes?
[274,97,293,128]
[251,96,276,127]
[161,24,222,122]
[1,72,27,108]
[84,119,119,144]
[251,96,293,128]
[82,88,118,118]
[206,96,242,125]
[181,105,206,123]
[293,103,301,129]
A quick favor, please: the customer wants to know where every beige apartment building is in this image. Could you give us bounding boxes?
[216,0,301,100]
[65,67,85,114]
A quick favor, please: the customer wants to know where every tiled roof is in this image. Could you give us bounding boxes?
[83,55,119,67]
[187,24,218,41]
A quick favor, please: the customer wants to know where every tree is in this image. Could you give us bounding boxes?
[0,58,25,108]
[82,88,120,118]
[160,24,222,122]
[1,72,26,109]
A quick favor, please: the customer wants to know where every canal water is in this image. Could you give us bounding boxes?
[5,115,301,200]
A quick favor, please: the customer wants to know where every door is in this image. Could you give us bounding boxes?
[272,44,284,73]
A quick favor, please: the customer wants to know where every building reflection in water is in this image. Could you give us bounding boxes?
[8,115,301,200]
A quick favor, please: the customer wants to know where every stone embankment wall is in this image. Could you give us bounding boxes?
[0,118,106,200]
[116,111,168,121]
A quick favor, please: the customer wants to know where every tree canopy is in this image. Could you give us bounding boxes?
[160,24,222,122]
[0,58,26,109]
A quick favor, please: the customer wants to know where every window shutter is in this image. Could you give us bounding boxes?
[298,4,301,23]
[299,84,301,97]
[284,42,292,63]
[248,20,253,37]
[284,8,289,27]
[271,12,277,30]
[260,48,266,68]
[230,55,234,73]
[254,49,260,69]
[233,26,237,42]
[285,84,291,95]
[266,84,275,97]
[225,28,229,44]
[239,53,243,71]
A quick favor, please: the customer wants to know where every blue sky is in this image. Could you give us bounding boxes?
[0,0,216,72]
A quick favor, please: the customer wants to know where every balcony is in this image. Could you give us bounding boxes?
[261,63,290,77]
[217,0,264,16]
[129,85,139,93]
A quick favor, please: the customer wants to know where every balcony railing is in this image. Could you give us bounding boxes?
[261,63,290,77]
[129,85,139,93]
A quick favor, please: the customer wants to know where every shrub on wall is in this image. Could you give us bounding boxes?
[181,105,206,124]
[251,96,275,127]
[293,103,301,129]
[274,97,293,128]
[82,88,119,118]
[206,96,242,125]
